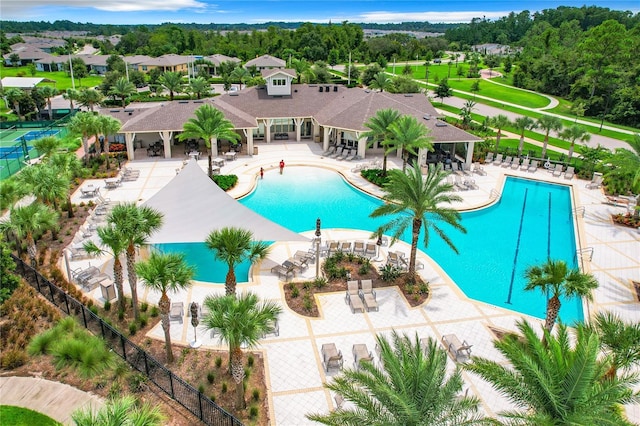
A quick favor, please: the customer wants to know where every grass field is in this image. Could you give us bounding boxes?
[0,405,62,426]
[0,65,103,91]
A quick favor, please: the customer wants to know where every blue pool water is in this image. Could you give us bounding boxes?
[160,166,582,324]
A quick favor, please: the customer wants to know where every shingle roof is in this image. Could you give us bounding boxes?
[3,45,48,60]
[205,54,241,65]
[139,54,190,67]
[261,68,297,79]
[245,54,286,68]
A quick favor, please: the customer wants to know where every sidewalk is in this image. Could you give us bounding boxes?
[0,376,103,425]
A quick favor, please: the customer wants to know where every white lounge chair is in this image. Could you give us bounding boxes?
[321,343,344,372]
[528,160,539,173]
[501,156,513,168]
[564,166,575,180]
[484,152,494,163]
[519,158,530,171]
[345,280,365,313]
[442,334,472,362]
[551,163,564,177]
[352,343,374,370]
[492,153,503,166]
[586,172,603,189]
[359,279,378,312]
[472,162,487,176]
[169,302,183,324]
[510,158,521,170]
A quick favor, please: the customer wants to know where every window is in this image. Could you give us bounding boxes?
[272,78,286,86]
[271,119,295,133]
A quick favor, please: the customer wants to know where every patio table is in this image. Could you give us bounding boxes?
[224,151,237,161]
[81,185,99,197]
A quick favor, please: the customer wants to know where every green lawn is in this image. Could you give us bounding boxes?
[446,79,551,109]
[0,405,61,426]
[0,65,103,90]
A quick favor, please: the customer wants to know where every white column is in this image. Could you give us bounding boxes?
[161,131,173,159]
[265,119,273,144]
[322,127,331,151]
[312,119,320,142]
[465,141,474,165]
[357,135,368,159]
[125,132,136,160]
[294,118,304,141]
[243,129,254,156]
[212,137,218,156]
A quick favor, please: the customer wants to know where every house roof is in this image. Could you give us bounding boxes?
[3,45,49,60]
[1,77,55,89]
[75,54,111,66]
[139,54,190,67]
[142,159,309,244]
[261,68,297,79]
[205,54,241,65]
[245,54,286,68]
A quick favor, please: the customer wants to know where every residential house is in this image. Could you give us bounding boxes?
[245,54,286,71]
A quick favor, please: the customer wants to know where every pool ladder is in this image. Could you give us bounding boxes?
[577,247,594,262]
[572,206,585,217]
[489,188,500,199]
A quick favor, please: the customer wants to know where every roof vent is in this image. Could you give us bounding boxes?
[333,86,338,92]
[404,94,413,97]
[294,89,298,92]
[325,86,330,92]
[423,114,431,120]
[435,121,447,127]
[109,109,120,113]
[319,86,323,92]
[193,100,204,103]
[178,100,189,104]
[364,89,370,93]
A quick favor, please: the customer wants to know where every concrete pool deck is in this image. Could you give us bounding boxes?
[68,141,639,424]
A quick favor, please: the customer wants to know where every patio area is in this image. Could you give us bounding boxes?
[66,140,640,425]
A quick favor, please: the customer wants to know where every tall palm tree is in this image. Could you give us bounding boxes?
[369,72,392,92]
[524,259,598,334]
[17,163,69,212]
[78,88,103,111]
[96,114,121,170]
[559,124,591,161]
[84,224,128,313]
[135,252,195,363]
[158,71,184,101]
[72,395,165,426]
[362,108,401,176]
[1,202,58,266]
[513,116,537,157]
[109,203,163,321]
[4,87,24,120]
[589,310,640,380]
[188,76,209,99]
[48,152,82,218]
[63,88,80,110]
[230,67,250,90]
[37,86,59,120]
[536,115,563,159]
[205,227,270,295]
[465,320,639,425]
[177,104,240,177]
[291,58,311,83]
[109,77,136,107]
[488,114,510,154]
[386,115,433,172]
[371,162,465,281]
[202,292,282,409]
[68,111,100,163]
[0,179,26,214]
[308,331,492,426]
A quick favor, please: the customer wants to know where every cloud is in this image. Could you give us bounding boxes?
[356,10,513,24]
[1,0,209,18]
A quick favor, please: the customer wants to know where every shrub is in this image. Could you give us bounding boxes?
[252,388,260,401]
[150,306,159,317]
[103,300,111,311]
[361,169,390,187]
[117,309,125,321]
[128,373,148,393]
[108,381,123,400]
[221,382,228,393]
[207,371,215,384]
[290,283,300,298]
[1,349,27,369]
[28,328,62,355]
[303,293,313,312]
[138,314,148,328]
[198,384,205,393]
[215,356,222,368]
[314,277,328,289]
[380,264,401,282]
[418,282,430,295]
[128,322,137,336]
[247,355,254,367]
[212,174,238,191]
[140,302,148,312]
[249,405,259,419]
[89,305,99,315]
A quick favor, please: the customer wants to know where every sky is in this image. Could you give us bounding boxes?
[1,0,638,25]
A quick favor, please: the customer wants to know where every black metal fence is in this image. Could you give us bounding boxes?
[11,254,243,426]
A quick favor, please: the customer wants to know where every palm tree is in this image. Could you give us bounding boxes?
[513,116,537,157]
[109,77,136,107]
[524,258,598,334]
[371,162,465,281]
[188,76,209,99]
[109,203,163,321]
[135,252,195,363]
[68,112,100,163]
[205,227,270,295]
[158,71,184,101]
[37,86,59,120]
[72,395,165,426]
[177,104,240,177]
[610,134,640,216]
[386,115,433,172]
[17,163,69,213]
[291,58,311,83]
[84,224,128,313]
[0,179,26,214]
[369,72,392,92]
[559,124,591,161]
[4,87,24,120]
[230,67,251,90]
[465,320,639,425]
[33,136,62,158]
[1,203,58,266]
[78,88,103,111]
[96,114,121,170]
[488,114,510,154]
[589,310,640,380]
[362,108,401,176]
[48,152,82,218]
[202,292,282,409]
[536,115,563,159]
[308,331,491,426]
[63,88,81,110]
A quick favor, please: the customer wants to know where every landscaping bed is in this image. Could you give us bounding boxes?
[612,213,640,228]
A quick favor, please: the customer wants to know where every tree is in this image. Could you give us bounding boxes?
[68,112,99,163]
[291,58,311,84]
[77,88,103,111]
[308,331,491,426]
[158,71,184,101]
[48,152,82,218]
[66,57,88,85]
[109,77,136,108]
[177,104,240,177]
[4,87,24,120]
[424,59,431,82]
[524,259,598,334]
[109,203,163,321]
[465,320,638,425]
[589,310,640,380]
[1,202,58,267]
[371,162,465,281]
[488,114,511,154]
[559,124,591,161]
[83,224,128,313]
[33,136,62,159]
[609,134,640,215]
[470,79,481,98]
[205,227,270,296]
[230,68,250,90]
[16,163,69,213]
[513,116,537,157]
[96,114,121,170]
[0,238,20,304]
[202,292,281,409]
[188,76,209,99]
[72,395,165,426]
[460,99,476,128]
[135,252,195,363]
[387,115,433,172]
[362,108,401,176]
[537,115,563,159]
[434,78,452,104]
[37,86,58,120]
[63,88,81,110]
[369,72,392,92]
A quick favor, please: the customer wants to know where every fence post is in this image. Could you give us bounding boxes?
[143,352,149,376]
[121,334,127,361]
[63,292,70,315]
[48,281,55,303]
[198,392,203,422]
[81,304,87,328]
[169,373,175,398]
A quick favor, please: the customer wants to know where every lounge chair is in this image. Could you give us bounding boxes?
[551,163,564,177]
[333,394,344,410]
[284,258,307,272]
[72,265,99,284]
[339,241,352,253]
[344,151,357,161]
[169,302,183,324]
[271,264,295,280]
[603,195,632,208]
[454,175,469,191]
[484,152,494,163]
[472,162,487,176]
[586,172,603,189]
[460,162,472,175]
[441,334,472,362]
[364,243,377,259]
[327,241,340,256]
[527,160,539,173]
[464,177,478,190]
[519,158,530,171]
[359,279,378,312]
[323,145,337,156]
[293,250,314,264]
[83,273,111,292]
[68,246,92,261]
[352,240,365,256]
[345,280,365,313]
[492,153,503,166]
[564,166,575,180]
[500,156,513,168]
[321,343,344,372]
[262,319,279,338]
[352,343,374,370]
[386,251,408,270]
[329,146,345,159]
[337,149,351,161]
[510,158,521,170]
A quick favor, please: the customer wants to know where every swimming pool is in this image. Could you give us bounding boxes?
[240,167,583,324]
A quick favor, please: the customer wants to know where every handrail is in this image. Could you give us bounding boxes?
[489,188,500,199]
[572,206,585,217]
[577,247,594,262]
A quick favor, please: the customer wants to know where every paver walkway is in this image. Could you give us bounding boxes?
[0,376,103,425]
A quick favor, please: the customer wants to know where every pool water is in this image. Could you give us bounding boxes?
[240,167,583,324]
